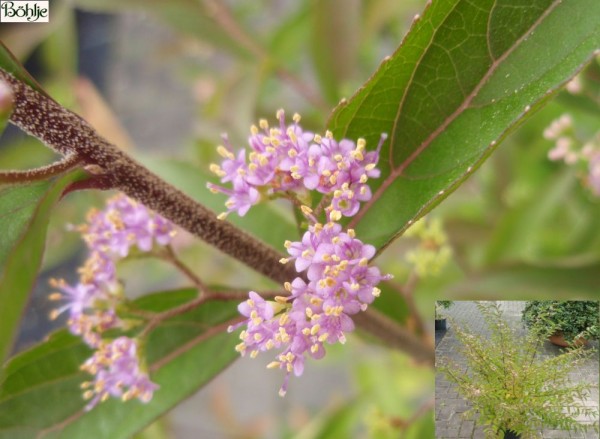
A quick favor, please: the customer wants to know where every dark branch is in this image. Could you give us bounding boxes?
[0,68,297,284]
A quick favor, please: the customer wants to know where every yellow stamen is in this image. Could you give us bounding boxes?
[300,205,313,216]
[216,145,234,160]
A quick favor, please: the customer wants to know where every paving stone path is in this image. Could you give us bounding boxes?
[435,301,599,438]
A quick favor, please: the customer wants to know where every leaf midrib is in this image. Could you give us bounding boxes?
[347,0,562,231]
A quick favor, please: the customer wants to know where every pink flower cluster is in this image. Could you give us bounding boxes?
[545,114,600,196]
[208,109,386,221]
[50,194,176,409]
[230,223,390,395]
[80,337,158,410]
[214,111,391,395]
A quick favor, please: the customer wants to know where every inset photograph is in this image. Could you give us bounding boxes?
[435,301,599,438]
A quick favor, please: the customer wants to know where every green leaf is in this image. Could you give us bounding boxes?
[0,41,49,96]
[0,289,240,439]
[448,263,600,299]
[0,171,83,365]
[328,0,600,252]
[141,158,299,250]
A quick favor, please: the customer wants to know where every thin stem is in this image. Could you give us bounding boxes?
[141,295,208,337]
[136,289,282,336]
[159,246,207,295]
[277,191,304,210]
[353,308,434,365]
[313,194,332,218]
[0,154,81,183]
[202,0,328,111]
[149,318,241,372]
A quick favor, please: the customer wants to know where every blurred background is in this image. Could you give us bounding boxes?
[0,0,598,437]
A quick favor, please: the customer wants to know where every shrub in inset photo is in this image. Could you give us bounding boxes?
[437,302,599,438]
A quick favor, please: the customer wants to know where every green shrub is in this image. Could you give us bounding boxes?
[522,301,599,343]
[438,302,598,438]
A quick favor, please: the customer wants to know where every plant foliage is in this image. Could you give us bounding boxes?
[438,302,598,438]
[522,300,599,342]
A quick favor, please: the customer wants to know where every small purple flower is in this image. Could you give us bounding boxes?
[81,337,158,410]
[49,278,97,320]
[207,179,261,218]
[49,265,122,347]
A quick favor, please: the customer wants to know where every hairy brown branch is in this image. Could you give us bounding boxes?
[0,69,297,284]
[0,154,81,183]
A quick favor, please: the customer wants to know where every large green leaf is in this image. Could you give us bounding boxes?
[0,171,83,365]
[328,0,600,252]
[0,289,240,439]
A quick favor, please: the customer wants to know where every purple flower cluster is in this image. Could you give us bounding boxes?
[50,194,175,407]
[215,111,391,396]
[80,337,158,410]
[208,110,386,220]
[230,223,390,396]
[83,195,175,258]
